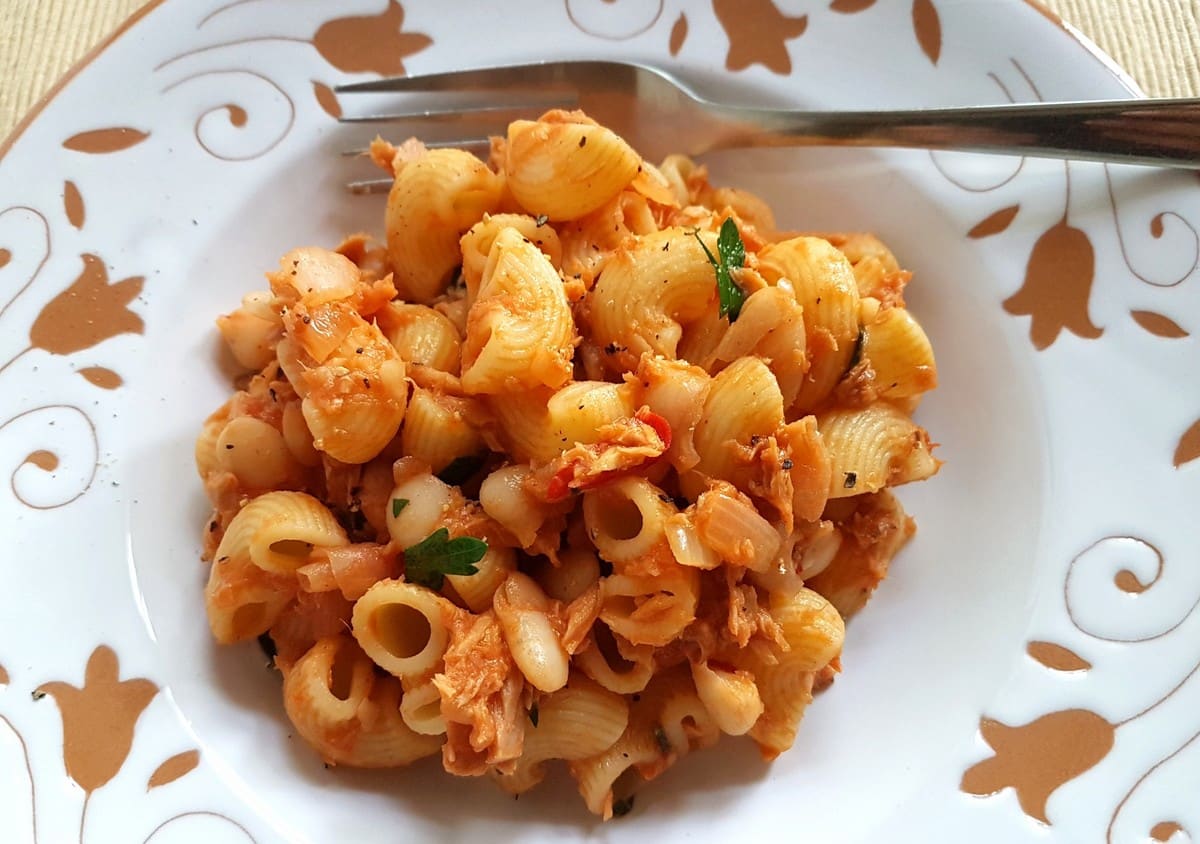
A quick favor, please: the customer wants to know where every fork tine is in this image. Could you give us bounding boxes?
[347,178,396,196]
[337,97,578,124]
[340,138,492,157]
[334,61,588,95]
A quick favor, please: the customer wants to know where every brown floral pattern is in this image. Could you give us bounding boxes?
[147,750,201,790]
[62,127,151,154]
[1001,218,1103,350]
[0,645,241,841]
[714,0,808,74]
[311,0,431,76]
[29,254,144,357]
[961,710,1116,823]
[37,646,158,795]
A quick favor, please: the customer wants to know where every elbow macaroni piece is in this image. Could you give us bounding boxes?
[460,213,563,301]
[759,236,861,413]
[194,111,942,817]
[688,355,785,497]
[504,112,641,221]
[401,387,484,475]
[377,302,463,374]
[282,636,443,766]
[385,148,504,303]
[217,491,348,575]
[586,227,719,375]
[352,578,454,681]
[818,402,940,499]
[461,227,577,394]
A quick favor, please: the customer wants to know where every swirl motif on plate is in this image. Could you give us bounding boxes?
[0,187,145,509]
[564,0,665,41]
[937,59,1199,358]
[963,535,1200,841]
[160,69,296,162]
[149,0,433,158]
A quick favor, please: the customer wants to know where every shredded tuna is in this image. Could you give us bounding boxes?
[434,609,526,776]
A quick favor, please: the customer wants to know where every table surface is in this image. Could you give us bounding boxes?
[1,0,1198,141]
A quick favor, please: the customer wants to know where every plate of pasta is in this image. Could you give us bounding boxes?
[2,2,1199,843]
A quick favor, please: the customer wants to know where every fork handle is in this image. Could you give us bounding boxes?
[716,99,1200,169]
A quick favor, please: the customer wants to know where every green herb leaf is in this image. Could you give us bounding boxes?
[717,216,745,274]
[690,218,746,321]
[391,498,409,518]
[528,703,539,727]
[612,795,636,817]
[403,528,487,590]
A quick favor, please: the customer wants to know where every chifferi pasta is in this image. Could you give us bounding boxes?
[195,109,940,818]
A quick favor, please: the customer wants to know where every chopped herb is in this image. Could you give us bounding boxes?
[302,315,311,324]
[654,726,671,754]
[578,135,587,148]
[391,498,410,518]
[781,458,794,471]
[31,690,46,701]
[437,453,486,486]
[529,703,539,727]
[362,377,371,389]
[403,528,487,590]
[535,214,549,226]
[612,795,635,817]
[355,347,364,354]
[843,472,858,489]
[225,443,235,449]
[690,218,746,321]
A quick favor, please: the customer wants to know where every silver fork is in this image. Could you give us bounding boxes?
[336,59,1200,193]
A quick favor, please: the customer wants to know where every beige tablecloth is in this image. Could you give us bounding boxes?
[1,0,1198,140]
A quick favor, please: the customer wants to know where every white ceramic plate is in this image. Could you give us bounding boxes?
[1,1,1198,842]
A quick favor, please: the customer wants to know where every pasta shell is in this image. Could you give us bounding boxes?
[505,116,640,220]
[817,401,940,498]
[282,636,442,767]
[759,237,860,413]
[861,305,938,398]
[216,490,348,575]
[461,227,577,394]
[385,148,504,303]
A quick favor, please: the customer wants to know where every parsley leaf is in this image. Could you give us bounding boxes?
[391,498,409,518]
[690,218,746,321]
[403,528,486,590]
